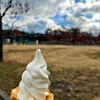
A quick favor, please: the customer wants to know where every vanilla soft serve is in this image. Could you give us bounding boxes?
[17,49,50,100]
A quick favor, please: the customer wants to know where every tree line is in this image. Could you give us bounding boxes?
[2,28,100,45]
[45,28,100,45]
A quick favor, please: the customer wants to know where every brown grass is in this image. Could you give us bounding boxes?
[3,45,100,69]
[0,45,100,100]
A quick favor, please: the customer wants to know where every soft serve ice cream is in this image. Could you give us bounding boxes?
[17,49,51,100]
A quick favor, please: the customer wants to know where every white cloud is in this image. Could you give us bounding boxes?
[59,0,100,34]
[2,0,65,31]
[81,22,100,35]
[91,13,100,21]
[76,1,100,14]
[1,0,100,35]
[27,0,64,18]
[44,18,62,30]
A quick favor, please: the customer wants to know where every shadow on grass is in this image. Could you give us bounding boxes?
[49,67,100,100]
[85,51,100,59]
[0,61,26,95]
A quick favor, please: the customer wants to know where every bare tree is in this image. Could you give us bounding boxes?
[0,0,29,62]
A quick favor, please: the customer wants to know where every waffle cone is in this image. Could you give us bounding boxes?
[10,87,54,100]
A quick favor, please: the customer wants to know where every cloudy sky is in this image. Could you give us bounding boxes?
[2,0,100,35]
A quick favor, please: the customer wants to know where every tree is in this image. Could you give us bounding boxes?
[45,28,53,44]
[0,13,3,62]
[0,0,29,62]
[71,28,80,44]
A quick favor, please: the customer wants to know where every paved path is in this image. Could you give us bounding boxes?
[0,89,10,100]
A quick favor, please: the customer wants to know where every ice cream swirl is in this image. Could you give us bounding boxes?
[17,49,50,100]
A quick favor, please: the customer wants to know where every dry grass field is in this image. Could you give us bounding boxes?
[0,45,100,100]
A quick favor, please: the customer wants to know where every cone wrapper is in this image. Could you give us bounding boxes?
[10,87,54,100]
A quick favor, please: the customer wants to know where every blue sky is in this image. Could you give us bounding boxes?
[75,0,86,3]
[2,0,100,35]
[51,13,68,26]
